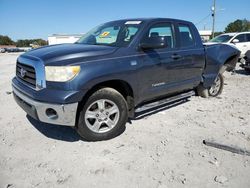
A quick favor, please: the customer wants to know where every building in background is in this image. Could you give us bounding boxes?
[199,30,212,42]
[48,34,84,45]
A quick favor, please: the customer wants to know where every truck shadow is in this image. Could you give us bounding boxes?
[27,115,80,142]
[27,98,190,142]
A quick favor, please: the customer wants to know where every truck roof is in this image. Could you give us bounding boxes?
[110,18,193,24]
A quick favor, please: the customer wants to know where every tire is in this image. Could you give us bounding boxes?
[208,73,224,97]
[197,73,224,98]
[76,88,128,141]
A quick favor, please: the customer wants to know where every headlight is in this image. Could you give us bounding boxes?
[45,66,80,82]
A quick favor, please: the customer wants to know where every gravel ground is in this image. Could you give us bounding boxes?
[0,53,250,188]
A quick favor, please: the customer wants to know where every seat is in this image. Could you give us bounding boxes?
[150,32,159,38]
[164,36,172,48]
[180,32,193,47]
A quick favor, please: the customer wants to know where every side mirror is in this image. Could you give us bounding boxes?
[232,39,239,44]
[140,37,167,50]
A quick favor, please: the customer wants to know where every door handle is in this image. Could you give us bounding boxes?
[171,54,182,60]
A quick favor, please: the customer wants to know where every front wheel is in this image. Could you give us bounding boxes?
[76,88,128,141]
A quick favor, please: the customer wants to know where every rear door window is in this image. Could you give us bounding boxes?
[234,34,246,42]
[246,34,250,42]
[178,24,195,48]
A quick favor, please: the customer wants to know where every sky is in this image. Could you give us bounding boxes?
[0,0,249,41]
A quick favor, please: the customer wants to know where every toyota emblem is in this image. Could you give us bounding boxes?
[20,68,27,78]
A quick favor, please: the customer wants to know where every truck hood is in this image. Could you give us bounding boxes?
[21,43,118,65]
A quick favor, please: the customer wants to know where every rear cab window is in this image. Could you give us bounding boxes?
[177,24,195,48]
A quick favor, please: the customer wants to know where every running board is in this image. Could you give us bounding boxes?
[135,91,195,113]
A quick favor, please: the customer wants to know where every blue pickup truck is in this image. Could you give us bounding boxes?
[12,18,240,141]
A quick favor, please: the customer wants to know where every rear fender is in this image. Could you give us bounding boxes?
[202,44,240,88]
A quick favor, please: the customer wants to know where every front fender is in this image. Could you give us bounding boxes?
[72,58,138,101]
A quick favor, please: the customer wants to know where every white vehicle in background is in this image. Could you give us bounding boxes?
[207,32,250,62]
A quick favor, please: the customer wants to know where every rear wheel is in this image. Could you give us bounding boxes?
[197,73,224,98]
[76,88,128,141]
[208,73,224,97]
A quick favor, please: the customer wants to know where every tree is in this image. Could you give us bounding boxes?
[16,40,30,47]
[35,39,47,46]
[214,32,224,37]
[0,35,14,45]
[16,39,47,47]
[0,35,47,47]
[225,19,250,33]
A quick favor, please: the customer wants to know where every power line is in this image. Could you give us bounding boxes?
[195,13,211,25]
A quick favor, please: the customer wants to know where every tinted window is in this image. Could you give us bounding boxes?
[124,26,139,42]
[234,34,246,42]
[210,35,233,43]
[96,26,120,44]
[246,34,250,42]
[77,21,142,47]
[178,24,195,48]
[143,23,174,48]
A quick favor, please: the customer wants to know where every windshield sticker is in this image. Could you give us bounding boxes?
[125,21,142,25]
[99,31,110,38]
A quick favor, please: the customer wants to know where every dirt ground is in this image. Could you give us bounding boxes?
[0,53,250,188]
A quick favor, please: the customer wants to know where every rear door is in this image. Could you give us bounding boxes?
[174,23,205,87]
[137,21,204,102]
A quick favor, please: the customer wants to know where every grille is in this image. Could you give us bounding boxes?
[16,62,36,87]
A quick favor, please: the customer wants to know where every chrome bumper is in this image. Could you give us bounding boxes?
[12,86,78,126]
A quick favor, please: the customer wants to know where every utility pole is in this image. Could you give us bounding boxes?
[212,0,216,38]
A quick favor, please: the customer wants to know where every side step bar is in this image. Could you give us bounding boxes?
[135,90,195,113]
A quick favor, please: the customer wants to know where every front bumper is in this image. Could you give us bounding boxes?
[12,85,78,126]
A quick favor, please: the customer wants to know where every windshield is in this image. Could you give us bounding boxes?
[76,21,142,47]
[209,34,234,43]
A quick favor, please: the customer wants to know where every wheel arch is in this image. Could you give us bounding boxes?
[76,79,135,126]
[220,54,239,73]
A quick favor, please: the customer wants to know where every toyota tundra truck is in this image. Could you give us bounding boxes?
[12,18,240,141]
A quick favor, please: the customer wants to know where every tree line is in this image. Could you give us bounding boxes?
[224,19,250,33]
[0,35,47,47]
[212,19,249,37]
